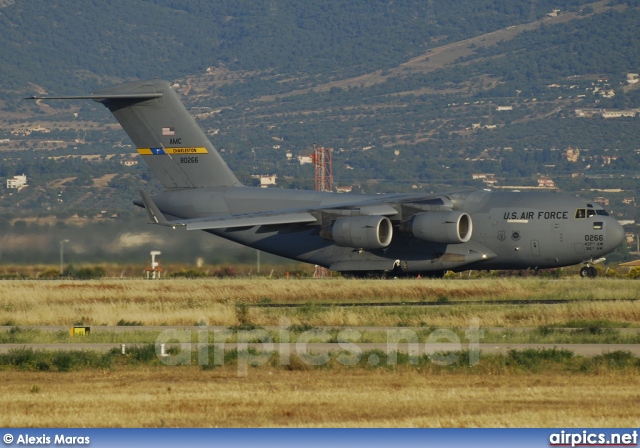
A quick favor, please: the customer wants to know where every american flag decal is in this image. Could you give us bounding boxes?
[162,127,175,136]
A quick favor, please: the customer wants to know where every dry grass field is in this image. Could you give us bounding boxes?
[1,277,639,428]
[2,367,639,427]
[0,278,638,327]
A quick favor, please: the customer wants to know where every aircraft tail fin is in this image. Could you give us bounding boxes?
[30,79,242,189]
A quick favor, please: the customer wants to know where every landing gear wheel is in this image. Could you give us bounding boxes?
[580,266,597,278]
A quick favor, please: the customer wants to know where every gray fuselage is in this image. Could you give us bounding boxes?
[146,187,624,273]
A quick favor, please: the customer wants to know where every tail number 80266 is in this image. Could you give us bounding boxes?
[585,234,604,242]
[180,156,198,164]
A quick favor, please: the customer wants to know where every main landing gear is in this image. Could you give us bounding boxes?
[579,258,606,278]
[579,266,597,278]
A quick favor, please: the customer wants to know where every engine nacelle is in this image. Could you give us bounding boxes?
[321,215,393,250]
[402,211,472,244]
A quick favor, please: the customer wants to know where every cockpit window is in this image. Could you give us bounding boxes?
[596,210,609,216]
[587,209,596,218]
[575,209,586,219]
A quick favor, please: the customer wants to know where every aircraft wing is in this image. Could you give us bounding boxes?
[179,211,319,230]
[139,190,317,229]
[138,190,403,230]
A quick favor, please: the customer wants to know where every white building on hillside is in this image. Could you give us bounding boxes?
[7,174,27,189]
[259,175,277,188]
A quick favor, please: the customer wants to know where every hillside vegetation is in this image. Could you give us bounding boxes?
[1,0,639,248]
[0,0,597,92]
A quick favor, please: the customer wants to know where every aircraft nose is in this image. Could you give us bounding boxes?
[608,218,625,248]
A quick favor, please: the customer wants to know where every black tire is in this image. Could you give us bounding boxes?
[588,266,597,278]
[580,267,590,278]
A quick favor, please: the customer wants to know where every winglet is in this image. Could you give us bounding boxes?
[139,190,184,228]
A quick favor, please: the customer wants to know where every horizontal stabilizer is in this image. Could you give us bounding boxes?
[26,93,163,101]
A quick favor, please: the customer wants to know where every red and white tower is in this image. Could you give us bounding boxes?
[312,144,333,193]
[311,144,333,278]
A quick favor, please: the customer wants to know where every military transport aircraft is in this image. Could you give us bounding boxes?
[29,79,625,278]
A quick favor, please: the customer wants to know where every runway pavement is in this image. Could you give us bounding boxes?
[1,325,638,357]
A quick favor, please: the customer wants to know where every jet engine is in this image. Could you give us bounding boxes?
[321,215,393,250]
[401,211,472,244]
